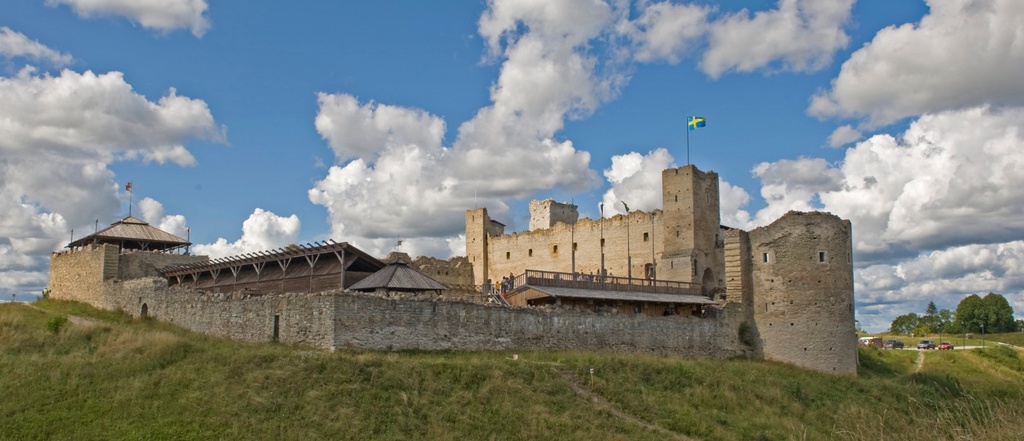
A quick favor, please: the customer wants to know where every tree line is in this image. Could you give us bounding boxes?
[888,292,1020,336]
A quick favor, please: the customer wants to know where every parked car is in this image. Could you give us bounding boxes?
[884,340,905,349]
[917,340,936,350]
[859,336,883,348]
[938,342,954,350]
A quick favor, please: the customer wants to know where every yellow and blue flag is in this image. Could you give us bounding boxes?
[688,116,706,131]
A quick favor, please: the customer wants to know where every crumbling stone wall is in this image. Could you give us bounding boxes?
[116,250,207,280]
[528,199,579,231]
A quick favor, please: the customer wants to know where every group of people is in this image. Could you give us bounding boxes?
[493,273,517,297]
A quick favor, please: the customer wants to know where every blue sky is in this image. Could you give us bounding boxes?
[2,0,1023,332]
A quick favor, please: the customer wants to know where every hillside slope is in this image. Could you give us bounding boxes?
[2,300,1023,441]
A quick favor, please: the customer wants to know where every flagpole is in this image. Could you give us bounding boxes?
[686,118,691,165]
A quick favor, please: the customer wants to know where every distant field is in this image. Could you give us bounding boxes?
[3,300,1024,441]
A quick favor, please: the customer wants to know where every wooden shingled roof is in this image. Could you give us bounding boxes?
[349,260,448,292]
[68,216,190,251]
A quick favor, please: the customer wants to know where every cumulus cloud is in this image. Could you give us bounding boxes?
[823,107,1024,258]
[47,0,211,37]
[0,27,72,66]
[749,156,843,226]
[701,0,854,78]
[747,107,1024,261]
[626,2,710,64]
[719,180,753,229]
[599,148,674,216]
[314,93,446,163]
[138,197,187,238]
[810,0,1024,127]
[0,67,223,294]
[827,125,862,148]
[854,241,1024,332]
[0,69,225,165]
[192,209,301,259]
[310,0,628,252]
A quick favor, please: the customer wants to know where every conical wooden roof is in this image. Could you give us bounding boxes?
[68,216,190,251]
[349,260,447,292]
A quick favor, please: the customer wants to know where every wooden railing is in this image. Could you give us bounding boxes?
[508,269,703,297]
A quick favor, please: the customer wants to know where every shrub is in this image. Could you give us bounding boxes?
[739,322,757,347]
[46,315,69,334]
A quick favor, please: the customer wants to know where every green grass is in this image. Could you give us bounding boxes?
[4,301,1024,440]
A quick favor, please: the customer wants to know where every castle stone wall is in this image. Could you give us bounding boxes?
[334,295,747,356]
[748,211,857,375]
[486,212,664,283]
[110,278,337,349]
[67,271,749,358]
[49,244,118,309]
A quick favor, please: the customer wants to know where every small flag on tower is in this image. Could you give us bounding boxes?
[687,116,706,131]
[126,182,133,192]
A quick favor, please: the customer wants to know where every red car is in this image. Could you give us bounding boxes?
[938,342,954,350]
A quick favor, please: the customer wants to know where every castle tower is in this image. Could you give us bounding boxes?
[465,208,505,286]
[748,211,857,375]
[659,165,721,293]
[529,199,578,231]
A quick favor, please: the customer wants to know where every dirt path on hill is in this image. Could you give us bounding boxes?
[555,368,695,441]
[914,351,925,373]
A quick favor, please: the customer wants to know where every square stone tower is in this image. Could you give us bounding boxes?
[465,208,505,285]
[659,165,721,292]
[529,199,578,231]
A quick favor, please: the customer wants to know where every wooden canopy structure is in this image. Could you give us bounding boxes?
[163,240,384,295]
[349,260,448,294]
[503,269,714,317]
[67,215,190,253]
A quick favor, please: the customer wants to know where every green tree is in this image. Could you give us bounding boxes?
[920,301,939,333]
[939,308,956,333]
[980,292,1015,333]
[953,294,984,333]
[889,313,919,335]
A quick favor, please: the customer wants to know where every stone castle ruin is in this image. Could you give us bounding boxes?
[49,165,857,375]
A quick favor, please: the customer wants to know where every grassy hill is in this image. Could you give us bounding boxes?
[3,300,1024,441]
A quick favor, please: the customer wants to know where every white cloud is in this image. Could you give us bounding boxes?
[749,156,843,226]
[310,1,621,250]
[47,0,211,37]
[0,27,72,66]
[138,197,187,238]
[809,0,1024,127]
[192,209,300,259]
[747,107,1024,259]
[822,107,1024,258]
[701,0,854,78]
[719,179,752,229]
[626,2,710,64]
[827,125,862,147]
[0,67,223,294]
[314,93,446,163]
[0,69,225,165]
[599,148,674,216]
[854,241,1024,332]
